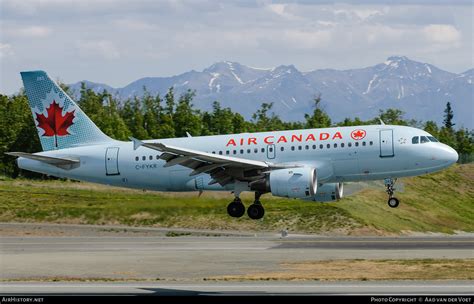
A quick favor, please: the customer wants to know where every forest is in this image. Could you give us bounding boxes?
[0,83,472,177]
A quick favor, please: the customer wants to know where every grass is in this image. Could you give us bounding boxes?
[204,259,474,281]
[0,163,472,234]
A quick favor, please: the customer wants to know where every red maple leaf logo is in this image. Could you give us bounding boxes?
[35,100,75,147]
[351,129,366,140]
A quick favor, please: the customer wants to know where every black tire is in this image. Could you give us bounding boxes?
[388,197,400,208]
[227,201,245,218]
[247,204,265,220]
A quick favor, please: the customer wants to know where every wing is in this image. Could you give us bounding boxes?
[131,138,293,186]
[6,152,80,170]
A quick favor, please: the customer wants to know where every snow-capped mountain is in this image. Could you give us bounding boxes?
[69,56,473,128]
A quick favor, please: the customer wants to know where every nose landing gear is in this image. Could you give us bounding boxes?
[385,178,400,208]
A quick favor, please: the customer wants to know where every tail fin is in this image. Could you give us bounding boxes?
[21,70,112,151]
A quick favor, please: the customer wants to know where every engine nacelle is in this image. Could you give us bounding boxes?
[306,182,344,202]
[268,167,317,199]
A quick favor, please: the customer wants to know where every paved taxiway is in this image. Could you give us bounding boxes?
[1,281,473,295]
[1,223,473,295]
[1,235,473,280]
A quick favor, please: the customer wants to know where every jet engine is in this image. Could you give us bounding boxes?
[250,167,317,199]
[305,182,344,202]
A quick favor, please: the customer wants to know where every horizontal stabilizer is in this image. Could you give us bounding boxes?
[6,152,80,170]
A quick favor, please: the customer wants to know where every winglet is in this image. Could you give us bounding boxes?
[186,132,192,138]
[130,137,143,150]
[379,118,385,125]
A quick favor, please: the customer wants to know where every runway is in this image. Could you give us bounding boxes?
[1,223,473,295]
[1,281,473,295]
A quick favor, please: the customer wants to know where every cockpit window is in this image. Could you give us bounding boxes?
[420,136,430,143]
[427,136,439,142]
[412,136,419,144]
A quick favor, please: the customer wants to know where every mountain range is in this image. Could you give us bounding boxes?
[69,56,474,129]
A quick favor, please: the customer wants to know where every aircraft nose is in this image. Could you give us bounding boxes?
[442,145,459,164]
[448,147,459,163]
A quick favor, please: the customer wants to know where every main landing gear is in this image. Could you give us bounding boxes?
[227,197,245,218]
[384,178,400,208]
[227,192,265,220]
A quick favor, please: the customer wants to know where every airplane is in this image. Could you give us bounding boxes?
[6,71,459,220]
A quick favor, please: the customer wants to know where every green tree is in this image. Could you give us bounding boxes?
[142,90,162,139]
[439,102,456,147]
[251,102,285,132]
[454,129,474,163]
[443,102,455,130]
[206,101,235,135]
[304,95,331,128]
[423,121,439,138]
[232,113,248,133]
[173,90,202,137]
[100,93,131,140]
[376,108,406,125]
[0,92,42,177]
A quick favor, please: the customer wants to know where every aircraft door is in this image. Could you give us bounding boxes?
[379,129,394,157]
[267,144,276,159]
[105,147,120,175]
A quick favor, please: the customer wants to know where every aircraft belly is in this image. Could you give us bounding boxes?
[332,158,359,181]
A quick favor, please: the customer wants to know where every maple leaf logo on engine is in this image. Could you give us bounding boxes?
[35,100,75,147]
[350,129,366,140]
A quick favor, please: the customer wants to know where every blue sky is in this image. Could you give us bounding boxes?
[0,0,472,94]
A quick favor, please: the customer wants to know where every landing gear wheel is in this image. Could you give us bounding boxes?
[247,203,265,220]
[384,178,400,208]
[388,197,400,208]
[227,200,245,218]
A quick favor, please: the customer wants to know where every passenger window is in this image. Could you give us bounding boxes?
[212,151,215,154]
[298,146,302,150]
[156,155,160,159]
[341,143,345,148]
[219,151,223,155]
[420,136,429,143]
[326,144,330,149]
[261,148,265,153]
[305,145,309,150]
[240,149,244,154]
[370,141,373,145]
[412,136,419,144]
[280,147,284,152]
[233,150,237,155]
[319,144,323,149]
[334,143,337,148]
[362,142,366,146]
[226,151,230,155]
[427,136,439,142]
[312,145,316,149]
[348,142,352,147]
[247,149,251,154]
[355,142,359,147]
[291,146,295,151]
[135,156,139,161]
[254,148,258,153]
[149,155,153,160]
[142,156,146,161]
[269,147,273,152]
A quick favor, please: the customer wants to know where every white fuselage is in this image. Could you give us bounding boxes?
[18,125,458,192]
